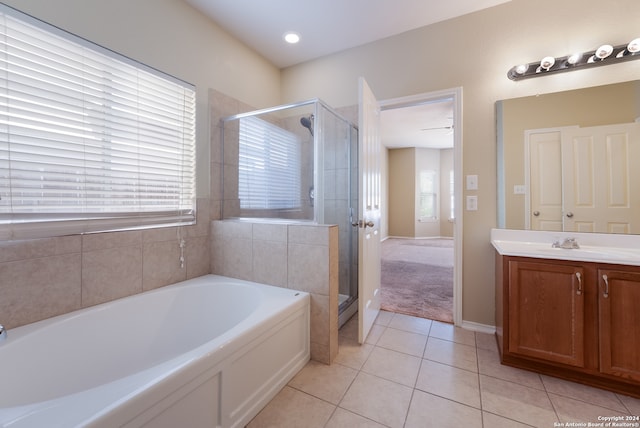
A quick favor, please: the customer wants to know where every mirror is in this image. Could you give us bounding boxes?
[497,80,640,234]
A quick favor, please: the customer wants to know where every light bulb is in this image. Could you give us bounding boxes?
[567,53,582,65]
[595,44,613,59]
[627,38,640,53]
[515,64,528,74]
[540,56,555,71]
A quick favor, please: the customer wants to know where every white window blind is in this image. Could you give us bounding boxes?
[0,5,196,240]
[238,116,301,210]
[418,169,437,221]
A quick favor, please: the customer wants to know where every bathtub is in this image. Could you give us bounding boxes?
[0,274,310,428]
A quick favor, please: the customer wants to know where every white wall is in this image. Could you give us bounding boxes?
[280,0,640,325]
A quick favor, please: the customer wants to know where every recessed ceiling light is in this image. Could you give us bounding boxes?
[283,32,300,44]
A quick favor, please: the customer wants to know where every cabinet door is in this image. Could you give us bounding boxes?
[508,260,585,367]
[598,268,640,382]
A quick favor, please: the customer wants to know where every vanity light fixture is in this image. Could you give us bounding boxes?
[508,37,640,80]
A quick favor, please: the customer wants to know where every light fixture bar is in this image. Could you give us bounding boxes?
[508,38,640,81]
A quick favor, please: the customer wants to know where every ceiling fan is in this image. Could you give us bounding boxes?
[420,125,454,131]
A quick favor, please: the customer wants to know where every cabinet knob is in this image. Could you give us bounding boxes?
[566,212,574,218]
[533,211,540,216]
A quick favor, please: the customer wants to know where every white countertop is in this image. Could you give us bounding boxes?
[491,229,640,266]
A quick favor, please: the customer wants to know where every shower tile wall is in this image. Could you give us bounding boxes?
[0,199,211,329]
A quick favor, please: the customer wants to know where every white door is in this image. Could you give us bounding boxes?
[527,130,564,231]
[562,123,640,233]
[357,77,381,344]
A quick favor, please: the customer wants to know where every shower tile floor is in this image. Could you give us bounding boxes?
[247,310,640,428]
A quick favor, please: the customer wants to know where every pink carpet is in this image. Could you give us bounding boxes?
[380,238,454,323]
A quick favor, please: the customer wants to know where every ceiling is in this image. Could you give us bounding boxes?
[185,0,510,149]
[381,99,454,149]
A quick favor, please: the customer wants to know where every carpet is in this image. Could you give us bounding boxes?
[380,239,454,323]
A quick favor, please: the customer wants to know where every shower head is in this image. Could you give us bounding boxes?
[300,114,314,137]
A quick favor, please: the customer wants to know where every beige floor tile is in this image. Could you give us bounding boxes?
[364,324,386,345]
[376,327,427,357]
[247,386,335,428]
[541,375,628,412]
[361,346,421,387]
[482,411,536,427]
[288,360,358,404]
[475,331,499,352]
[325,408,387,428]
[415,359,481,408]
[339,371,413,428]
[374,310,394,327]
[618,394,640,415]
[339,315,359,341]
[388,312,432,335]
[424,337,477,372]
[550,393,630,424]
[477,348,544,390]
[404,390,482,428]
[335,336,375,370]
[429,320,475,346]
[480,375,559,427]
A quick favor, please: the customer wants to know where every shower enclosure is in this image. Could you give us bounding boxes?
[220,99,359,326]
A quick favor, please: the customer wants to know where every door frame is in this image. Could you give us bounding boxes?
[379,87,463,326]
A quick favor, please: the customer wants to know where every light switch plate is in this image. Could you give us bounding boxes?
[466,175,478,190]
[466,195,478,211]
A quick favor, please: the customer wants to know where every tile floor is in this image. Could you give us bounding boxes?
[248,311,640,428]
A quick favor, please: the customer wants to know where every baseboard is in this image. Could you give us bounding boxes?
[385,235,453,241]
[460,320,496,334]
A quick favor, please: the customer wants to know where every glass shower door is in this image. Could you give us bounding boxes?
[316,103,358,327]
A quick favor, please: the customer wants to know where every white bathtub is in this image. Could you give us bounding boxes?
[0,274,310,428]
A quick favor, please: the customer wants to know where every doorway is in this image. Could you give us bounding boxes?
[379,88,463,325]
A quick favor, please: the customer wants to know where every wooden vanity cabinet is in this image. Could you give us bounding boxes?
[507,259,588,367]
[496,255,640,398]
[597,267,640,383]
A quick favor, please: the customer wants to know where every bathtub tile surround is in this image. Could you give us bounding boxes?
[209,88,256,222]
[0,198,211,330]
[82,239,143,307]
[0,247,81,329]
[211,220,339,364]
[248,311,640,428]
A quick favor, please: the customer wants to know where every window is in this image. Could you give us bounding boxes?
[238,116,301,211]
[0,5,196,240]
[418,169,437,221]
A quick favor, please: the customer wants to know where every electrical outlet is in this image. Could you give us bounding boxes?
[514,185,526,194]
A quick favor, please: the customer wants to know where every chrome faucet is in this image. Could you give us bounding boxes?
[552,237,580,249]
[0,324,6,342]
